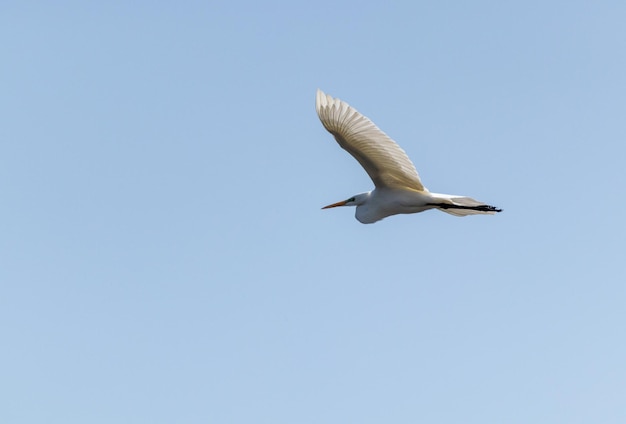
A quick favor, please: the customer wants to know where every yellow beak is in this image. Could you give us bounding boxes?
[322,200,348,209]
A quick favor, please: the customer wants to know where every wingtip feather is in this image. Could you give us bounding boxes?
[315,89,328,114]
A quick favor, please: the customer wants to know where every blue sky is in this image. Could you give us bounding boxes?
[2,1,625,423]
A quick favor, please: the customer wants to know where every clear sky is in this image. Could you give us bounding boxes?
[2,1,625,423]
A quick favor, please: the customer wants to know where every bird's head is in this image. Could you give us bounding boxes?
[322,192,370,209]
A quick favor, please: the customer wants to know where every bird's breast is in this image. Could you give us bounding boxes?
[356,189,435,223]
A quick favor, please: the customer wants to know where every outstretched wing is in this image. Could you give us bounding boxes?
[315,89,426,191]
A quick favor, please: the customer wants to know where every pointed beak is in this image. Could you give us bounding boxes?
[322,200,348,209]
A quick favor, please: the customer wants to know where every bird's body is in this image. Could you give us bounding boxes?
[316,89,501,224]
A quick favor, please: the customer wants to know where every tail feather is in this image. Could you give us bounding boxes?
[428,194,502,217]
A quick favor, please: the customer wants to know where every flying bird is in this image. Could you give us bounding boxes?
[316,89,502,224]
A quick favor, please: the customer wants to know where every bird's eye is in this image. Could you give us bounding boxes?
[348,197,356,202]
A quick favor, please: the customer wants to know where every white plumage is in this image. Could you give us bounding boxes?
[316,89,501,224]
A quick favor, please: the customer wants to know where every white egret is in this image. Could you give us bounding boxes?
[316,89,502,224]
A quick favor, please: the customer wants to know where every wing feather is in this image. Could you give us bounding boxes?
[315,89,425,191]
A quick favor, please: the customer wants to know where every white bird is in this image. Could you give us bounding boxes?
[316,89,502,224]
